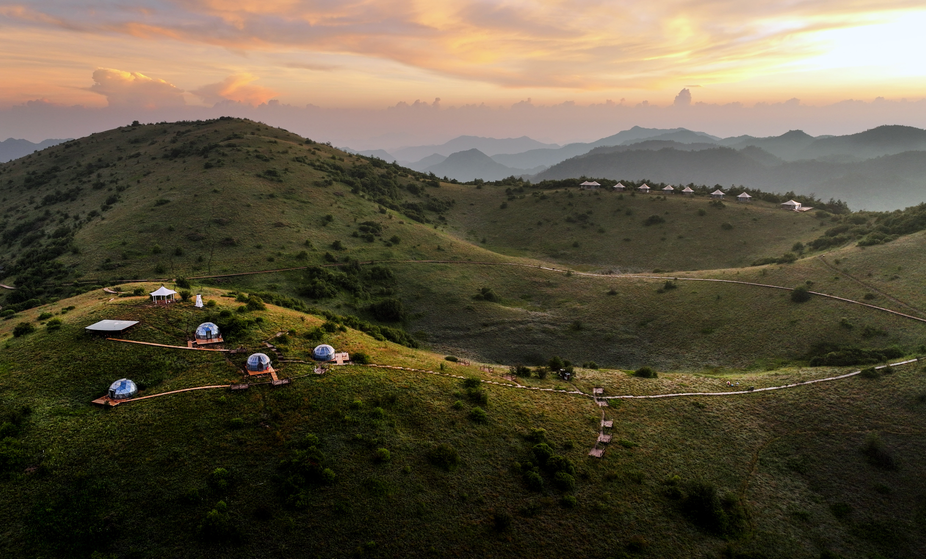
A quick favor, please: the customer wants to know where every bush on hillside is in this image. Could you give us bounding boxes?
[12,322,35,337]
[369,298,405,322]
[791,286,812,303]
[427,443,460,471]
[634,366,658,378]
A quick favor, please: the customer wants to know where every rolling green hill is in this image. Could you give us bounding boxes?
[3,118,926,557]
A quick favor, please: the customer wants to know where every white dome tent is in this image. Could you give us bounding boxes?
[194,322,222,344]
[313,344,336,362]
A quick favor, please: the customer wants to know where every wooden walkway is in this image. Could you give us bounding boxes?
[108,338,230,352]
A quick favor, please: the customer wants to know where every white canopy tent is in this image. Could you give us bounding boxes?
[195,294,204,308]
[150,285,177,303]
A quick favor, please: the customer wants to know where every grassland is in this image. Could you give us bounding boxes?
[0,289,925,558]
[2,118,926,557]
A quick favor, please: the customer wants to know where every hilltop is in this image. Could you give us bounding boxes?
[2,118,926,557]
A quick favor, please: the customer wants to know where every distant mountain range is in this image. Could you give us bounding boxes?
[351,125,926,211]
[0,137,69,162]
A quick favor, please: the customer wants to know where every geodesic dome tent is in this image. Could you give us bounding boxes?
[313,344,336,362]
[195,322,221,341]
[246,353,272,372]
[108,378,138,400]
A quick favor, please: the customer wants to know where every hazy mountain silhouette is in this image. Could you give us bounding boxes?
[406,153,447,172]
[425,148,526,181]
[0,137,69,162]
[491,126,718,169]
[534,145,926,211]
[392,135,559,162]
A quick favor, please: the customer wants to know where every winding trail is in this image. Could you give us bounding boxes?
[815,254,925,316]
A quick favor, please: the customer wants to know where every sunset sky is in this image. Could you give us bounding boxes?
[2,1,925,146]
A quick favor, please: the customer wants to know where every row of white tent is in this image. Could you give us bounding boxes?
[579,181,804,209]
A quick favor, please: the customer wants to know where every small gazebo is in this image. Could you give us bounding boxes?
[613,182,626,191]
[150,285,177,304]
[638,184,651,194]
[781,200,802,211]
[682,186,695,196]
[711,189,725,199]
[662,185,675,194]
[737,192,752,203]
[579,180,600,190]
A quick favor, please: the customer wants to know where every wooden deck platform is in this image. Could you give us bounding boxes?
[593,387,604,395]
[272,378,292,387]
[596,400,609,407]
[247,366,276,377]
[230,383,249,391]
[598,434,613,444]
[588,448,605,458]
[91,396,121,407]
[601,420,613,428]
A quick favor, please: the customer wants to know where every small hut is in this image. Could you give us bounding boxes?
[710,189,725,199]
[150,285,177,304]
[194,322,222,344]
[781,200,802,211]
[579,181,600,190]
[195,294,204,309]
[662,185,675,194]
[246,353,273,373]
[313,344,336,362]
[737,192,752,203]
[638,183,650,194]
[613,182,625,191]
[682,186,695,196]
[108,378,138,400]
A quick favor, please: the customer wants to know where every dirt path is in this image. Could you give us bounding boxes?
[815,254,925,316]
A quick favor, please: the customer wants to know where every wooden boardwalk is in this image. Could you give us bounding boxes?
[108,338,230,352]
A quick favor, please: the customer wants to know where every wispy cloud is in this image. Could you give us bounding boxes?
[3,1,924,91]
[192,73,276,105]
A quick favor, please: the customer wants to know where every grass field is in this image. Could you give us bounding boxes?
[3,118,926,557]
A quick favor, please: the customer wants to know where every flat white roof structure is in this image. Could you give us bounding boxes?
[85,320,140,334]
[781,200,802,210]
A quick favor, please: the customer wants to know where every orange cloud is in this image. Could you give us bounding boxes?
[192,74,277,106]
[87,68,186,108]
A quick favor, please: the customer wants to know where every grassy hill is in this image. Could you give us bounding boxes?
[1,288,925,558]
[3,118,926,557]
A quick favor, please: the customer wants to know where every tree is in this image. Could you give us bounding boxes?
[791,285,812,303]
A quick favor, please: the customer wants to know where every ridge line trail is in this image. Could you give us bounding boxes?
[814,254,925,316]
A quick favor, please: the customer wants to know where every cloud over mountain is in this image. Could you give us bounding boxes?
[87,68,185,108]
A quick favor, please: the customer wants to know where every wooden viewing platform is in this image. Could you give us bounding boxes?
[593,387,604,395]
[596,400,609,407]
[598,434,613,444]
[601,420,613,428]
[588,448,605,458]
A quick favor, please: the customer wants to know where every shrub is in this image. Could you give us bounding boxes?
[132,287,145,296]
[634,366,658,378]
[860,367,879,379]
[352,352,370,364]
[524,470,544,491]
[444,355,458,362]
[861,433,897,470]
[554,471,577,491]
[178,290,192,302]
[493,510,512,531]
[469,407,488,423]
[427,443,460,471]
[245,295,266,311]
[561,495,577,508]
[466,388,488,406]
[791,285,812,303]
[720,222,733,230]
[369,298,405,322]
[473,287,499,302]
[175,276,191,289]
[643,214,665,226]
[197,501,241,542]
[582,361,599,369]
[374,448,391,463]
[532,443,554,466]
[12,322,35,337]
[462,377,481,389]
[38,312,53,320]
[679,481,746,537]
[45,318,62,332]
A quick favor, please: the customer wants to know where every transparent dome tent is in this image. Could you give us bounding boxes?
[195,322,221,341]
[246,353,272,372]
[108,378,138,400]
[313,344,335,362]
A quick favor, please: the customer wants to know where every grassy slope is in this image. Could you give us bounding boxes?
[1,291,925,558]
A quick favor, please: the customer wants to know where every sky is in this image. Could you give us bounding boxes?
[1,1,926,148]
